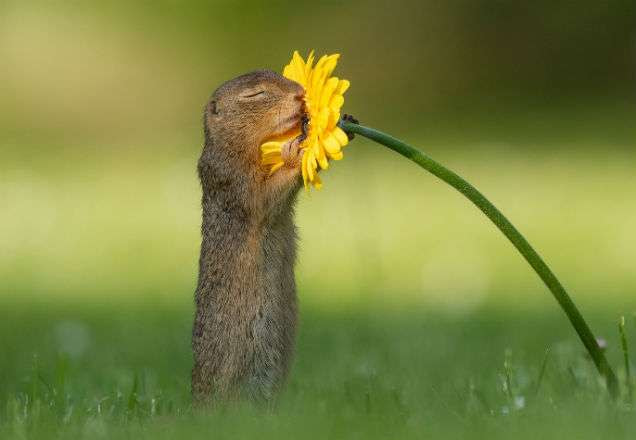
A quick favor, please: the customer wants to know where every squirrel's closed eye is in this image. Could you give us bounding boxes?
[209,100,218,115]
[240,90,266,99]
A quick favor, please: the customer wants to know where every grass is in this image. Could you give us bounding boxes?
[0,296,635,439]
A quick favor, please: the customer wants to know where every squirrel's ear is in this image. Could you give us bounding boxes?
[208,100,218,115]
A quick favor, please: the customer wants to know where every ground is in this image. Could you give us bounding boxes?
[1,296,634,439]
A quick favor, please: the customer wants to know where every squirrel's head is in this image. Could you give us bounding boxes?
[205,71,305,153]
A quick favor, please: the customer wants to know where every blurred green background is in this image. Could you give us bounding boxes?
[1,1,635,438]
[1,0,634,308]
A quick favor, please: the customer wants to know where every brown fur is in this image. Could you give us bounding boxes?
[192,71,305,404]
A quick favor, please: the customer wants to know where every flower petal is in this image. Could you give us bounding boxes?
[326,150,343,161]
[336,79,350,95]
[268,162,285,175]
[306,151,316,182]
[260,141,283,155]
[333,127,349,146]
[319,77,339,109]
[322,134,341,155]
[327,110,340,130]
[329,95,345,112]
[301,149,309,188]
[262,153,283,165]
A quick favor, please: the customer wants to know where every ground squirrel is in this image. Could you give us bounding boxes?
[192,70,305,404]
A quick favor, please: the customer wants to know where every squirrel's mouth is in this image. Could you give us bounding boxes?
[264,94,306,144]
[273,104,306,140]
[281,114,303,132]
[272,122,303,142]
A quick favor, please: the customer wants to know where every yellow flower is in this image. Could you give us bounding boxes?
[260,50,350,189]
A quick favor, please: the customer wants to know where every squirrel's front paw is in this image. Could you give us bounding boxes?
[281,136,304,168]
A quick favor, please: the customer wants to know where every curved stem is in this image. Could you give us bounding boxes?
[340,120,619,399]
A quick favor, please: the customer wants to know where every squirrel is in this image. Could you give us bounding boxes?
[192,70,306,404]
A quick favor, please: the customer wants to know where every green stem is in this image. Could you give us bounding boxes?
[340,120,619,399]
[619,316,633,403]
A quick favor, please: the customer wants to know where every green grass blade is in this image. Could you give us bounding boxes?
[127,374,139,416]
[619,316,633,403]
[534,348,551,397]
[503,350,514,401]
